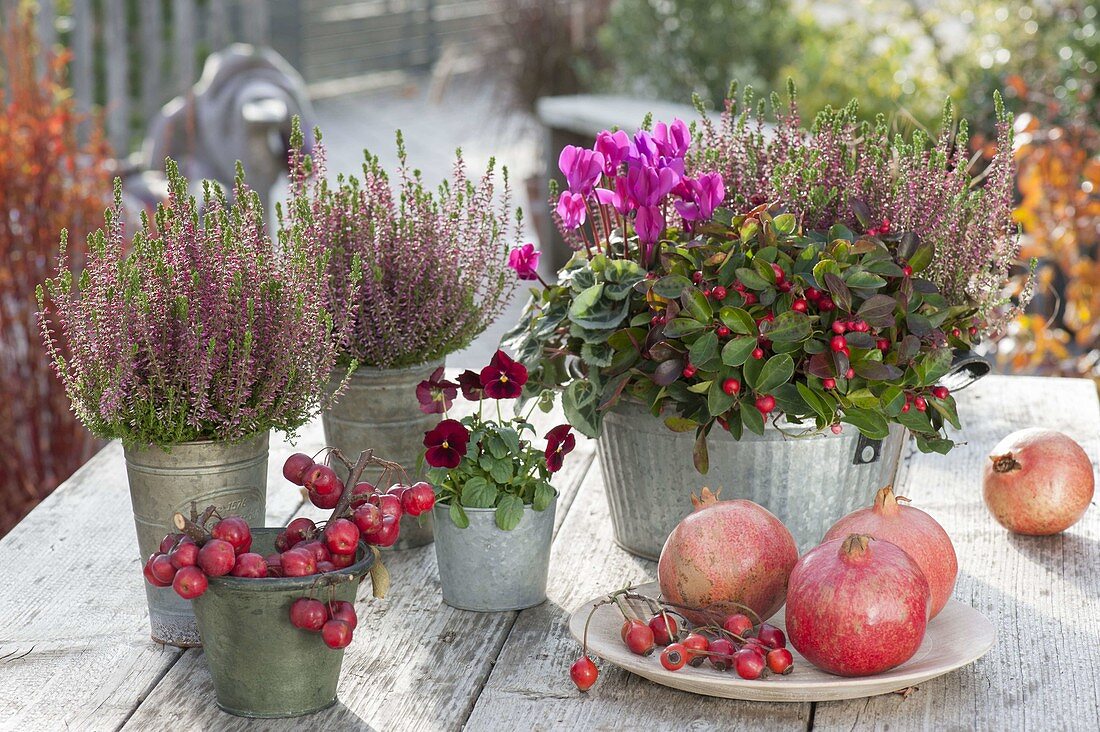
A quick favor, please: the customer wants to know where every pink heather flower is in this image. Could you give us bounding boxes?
[556,191,588,229]
[635,205,665,245]
[424,419,469,469]
[544,424,576,473]
[595,130,631,175]
[415,366,458,414]
[558,145,605,195]
[480,349,528,399]
[507,243,540,281]
[654,119,691,159]
[675,172,726,222]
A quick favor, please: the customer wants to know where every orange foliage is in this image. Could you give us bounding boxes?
[0,10,112,535]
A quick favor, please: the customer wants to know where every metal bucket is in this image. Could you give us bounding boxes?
[192,528,374,718]
[597,402,906,558]
[124,433,269,646]
[322,361,442,549]
[433,493,557,612]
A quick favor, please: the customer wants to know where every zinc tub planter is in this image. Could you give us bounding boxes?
[323,362,442,549]
[433,493,557,612]
[597,401,906,558]
[192,528,374,718]
[124,433,269,646]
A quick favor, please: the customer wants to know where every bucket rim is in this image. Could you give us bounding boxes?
[204,529,374,593]
[433,489,559,515]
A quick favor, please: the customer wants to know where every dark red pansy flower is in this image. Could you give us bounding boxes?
[480,350,528,400]
[423,419,469,469]
[456,369,485,401]
[544,424,576,473]
[415,366,458,414]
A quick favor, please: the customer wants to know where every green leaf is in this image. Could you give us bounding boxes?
[718,307,756,335]
[653,274,693,298]
[823,273,852,312]
[858,294,898,329]
[735,267,770,290]
[908,241,935,273]
[562,380,600,438]
[663,318,704,338]
[841,407,890,439]
[897,407,935,434]
[568,283,604,320]
[930,394,961,430]
[693,428,710,473]
[880,385,906,415]
[495,494,525,531]
[846,388,880,409]
[797,382,833,422]
[763,310,811,343]
[460,476,496,508]
[755,354,795,393]
[533,483,555,511]
[845,270,888,289]
[721,336,758,367]
[489,458,513,484]
[665,416,699,432]
[741,404,766,435]
[773,213,797,234]
[688,331,719,367]
[449,501,470,529]
[707,379,736,416]
[853,360,904,381]
[905,312,933,337]
[683,288,713,321]
[812,259,841,286]
[920,347,953,385]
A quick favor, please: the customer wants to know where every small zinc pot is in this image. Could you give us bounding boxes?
[597,401,906,558]
[323,361,442,549]
[192,528,374,718]
[433,493,557,612]
[124,432,269,646]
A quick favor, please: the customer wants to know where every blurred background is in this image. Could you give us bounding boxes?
[1,0,1097,534]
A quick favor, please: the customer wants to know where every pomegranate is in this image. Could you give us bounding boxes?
[823,485,957,618]
[657,488,798,625]
[982,428,1095,535]
[786,534,930,677]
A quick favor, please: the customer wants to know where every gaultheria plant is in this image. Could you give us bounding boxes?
[37,162,345,447]
[280,121,518,370]
[693,83,1032,333]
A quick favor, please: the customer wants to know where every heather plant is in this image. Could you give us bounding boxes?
[692,83,1032,333]
[280,120,519,370]
[37,162,345,447]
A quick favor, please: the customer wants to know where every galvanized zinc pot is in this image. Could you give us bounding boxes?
[597,401,906,558]
[433,493,557,612]
[323,361,442,549]
[124,433,269,646]
[192,529,374,718]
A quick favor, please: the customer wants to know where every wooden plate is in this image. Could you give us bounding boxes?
[567,582,996,702]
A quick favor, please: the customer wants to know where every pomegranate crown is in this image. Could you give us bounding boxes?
[690,486,722,510]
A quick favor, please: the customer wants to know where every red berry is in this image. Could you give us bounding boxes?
[648,613,679,645]
[818,297,835,311]
[290,598,327,631]
[742,637,769,658]
[830,335,848,352]
[831,321,847,335]
[324,518,360,555]
[770,262,785,283]
[757,623,786,649]
[823,378,836,390]
[853,320,869,333]
[805,287,821,301]
[708,638,736,671]
[211,516,252,555]
[197,539,236,577]
[932,386,949,400]
[722,378,741,396]
[682,363,697,379]
[322,619,353,649]
[722,613,753,637]
[733,648,766,679]
[624,622,656,656]
[148,553,177,585]
[353,503,383,534]
[660,643,687,671]
[280,547,317,577]
[716,325,731,338]
[282,453,314,485]
[767,647,794,674]
[751,347,765,360]
[969,326,979,336]
[230,552,268,578]
[692,270,704,283]
[330,551,356,569]
[880,217,891,233]
[304,464,340,496]
[363,513,400,547]
[952,327,962,337]
[702,288,712,299]
[742,292,758,305]
[732,281,746,292]
[755,394,776,415]
[791,298,808,312]
[712,285,728,300]
[298,540,331,564]
[778,281,792,293]
[902,402,911,413]
[169,541,199,569]
[284,517,316,547]
[682,633,710,667]
[172,565,208,599]
[915,396,928,412]
[877,338,890,351]
[329,600,358,632]
[831,423,843,435]
[570,656,598,692]
[902,264,913,276]
[845,367,855,379]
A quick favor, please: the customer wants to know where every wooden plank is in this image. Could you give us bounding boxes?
[813,376,1100,731]
[69,0,93,129]
[240,0,270,46]
[536,95,704,138]
[172,0,196,97]
[205,0,230,53]
[138,0,165,124]
[464,457,812,731]
[103,0,129,153]
[121,399,600,730]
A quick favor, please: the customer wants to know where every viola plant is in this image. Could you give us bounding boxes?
[418,350,575,531]
[505,102,1018,472]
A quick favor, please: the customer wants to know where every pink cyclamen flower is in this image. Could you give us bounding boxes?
[653,119,691,159]
[480,349,528,399]
[595,130,631,175]
[594,175,636,216]
[558,145,605,195]
[556,191,588,229]
[423,419,470,469]
[634,205,665,245]
[675,172,726,222]
[507,243,540,281]
[415,366,458,414]
[456,369,484,401]
[627,165,679,207]
[544,424,576,473]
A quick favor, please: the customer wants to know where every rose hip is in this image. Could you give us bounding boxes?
[648,613,679,645]
[734,648,766,679]
[660,643,687,671]
[681,633,709,666]
[708,637,736,671]
[624,622,656,656]
[757,623,786,649]
[722,613,753,638]
[570,656,598,691]
[767,647,794,674]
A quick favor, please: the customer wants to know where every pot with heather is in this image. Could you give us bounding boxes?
[420,350,576,611]
[281,122,521,550]
[506,88,1026,557]
[38,164,346,646]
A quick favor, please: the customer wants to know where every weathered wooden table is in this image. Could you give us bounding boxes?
[2,375,1098,731]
